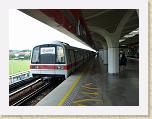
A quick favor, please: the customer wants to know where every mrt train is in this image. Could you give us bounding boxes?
[30,41,95,79]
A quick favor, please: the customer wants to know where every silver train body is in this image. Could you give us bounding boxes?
[30,41,95,79]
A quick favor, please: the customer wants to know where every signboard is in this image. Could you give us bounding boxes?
[41,47,55,54]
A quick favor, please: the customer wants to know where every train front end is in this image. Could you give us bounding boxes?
[30,44,67,79]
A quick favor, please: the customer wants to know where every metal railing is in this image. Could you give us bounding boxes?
[9,71,31,85]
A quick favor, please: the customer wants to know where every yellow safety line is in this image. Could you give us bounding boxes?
[57,61,93,106]
[81,85,98,90]
[57,74,81,106]
[81,91,99,96]
[73,98,103,104]
[77,103,86,106]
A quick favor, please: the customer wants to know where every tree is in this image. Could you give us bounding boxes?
[9,54,15,60]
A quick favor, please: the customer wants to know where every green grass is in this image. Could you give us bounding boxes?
[9,60,30,75]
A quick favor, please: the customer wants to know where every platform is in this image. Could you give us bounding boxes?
[36,57,139,106]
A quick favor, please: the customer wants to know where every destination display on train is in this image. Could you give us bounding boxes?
[41,47,55,54]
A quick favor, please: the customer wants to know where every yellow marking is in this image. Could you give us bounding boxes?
[81,85,98,90]
[81,91,99,96]
[57,74,81,106]
[77,103,86,106]
[73,98,103,104]
[84,83,93,86]
[57,61,93,106]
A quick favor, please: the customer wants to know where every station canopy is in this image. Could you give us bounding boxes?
[20,9,139,50]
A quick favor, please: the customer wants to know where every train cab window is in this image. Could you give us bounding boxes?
[31,46,39,63]
[40,46,56,64]
[56,46,65,64]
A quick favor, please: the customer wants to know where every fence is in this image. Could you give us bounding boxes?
[9,71,31,85]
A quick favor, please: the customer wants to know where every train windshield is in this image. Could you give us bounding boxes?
[56,46,65,64]
[31,45,65,64]
[31,46,39,63]
[40,46,56,64]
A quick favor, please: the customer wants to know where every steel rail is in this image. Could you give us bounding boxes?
[11,82,50,106]
[9,78,42,97]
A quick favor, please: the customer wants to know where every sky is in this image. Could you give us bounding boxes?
[9,9,96,52]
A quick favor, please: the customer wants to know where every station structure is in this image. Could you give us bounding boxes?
[19,9,139,106]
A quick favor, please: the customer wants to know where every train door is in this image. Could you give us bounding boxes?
[69,50,75,74]
[83,50,85,64]
[74,50,77,70]
[80,50,83,66]
[76,51,79,68]
[66,50,71,76]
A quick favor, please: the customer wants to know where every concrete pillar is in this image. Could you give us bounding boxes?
[108,47,119,74]
[89,10,134,74]
[99,49,104,61]
[103,49,108,64]
[101,50,104,61]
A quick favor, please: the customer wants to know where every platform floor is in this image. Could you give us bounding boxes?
[36,57,139,106]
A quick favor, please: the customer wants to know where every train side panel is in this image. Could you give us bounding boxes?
[30,41,96,79]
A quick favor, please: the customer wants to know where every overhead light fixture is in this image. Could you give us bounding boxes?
[132,30,138,33]
[119,39,126,42]
[124,34,133,38]
[123,28,139,38]
[120,45,127,46]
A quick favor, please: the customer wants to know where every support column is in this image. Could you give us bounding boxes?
[103,49,108,64]
[108,47,119,74]
[101,49,104,61]
[99,49,104,61]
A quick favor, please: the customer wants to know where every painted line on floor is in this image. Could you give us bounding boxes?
[73,98,103,104]
[84,83,93,86]
[57,74,82,106]
[84,83,96,88]
[57,60,94,106]
[81,91,99,96]
[81,85,98,90]
[77,103,86,106]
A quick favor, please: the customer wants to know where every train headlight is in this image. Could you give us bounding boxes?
[57,66,64,70]
[35,66,39,69]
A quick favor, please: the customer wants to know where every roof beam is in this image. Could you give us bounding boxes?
[99,16,138,31]
[115,10,135,37]
[123,24,138,30]
[121,27,138,35]
[127,16,138,22]
[90,32,108,49]
[85,10,111,21]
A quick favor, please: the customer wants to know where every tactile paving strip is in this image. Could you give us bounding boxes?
[63,77,83,106]
[63,61,95,106]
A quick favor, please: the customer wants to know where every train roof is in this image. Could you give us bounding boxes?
[34,40,92,52]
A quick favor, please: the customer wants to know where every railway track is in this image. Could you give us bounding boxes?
[9,77,64,106]
[9,76,41,93]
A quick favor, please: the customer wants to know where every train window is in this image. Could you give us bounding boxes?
[70,50,75,63]
[40,46,56,64]
[31,46,39,63]
[41,47,55,54]
[74,51,78,60]
[68,50,71,63]
[56,46,65,64]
